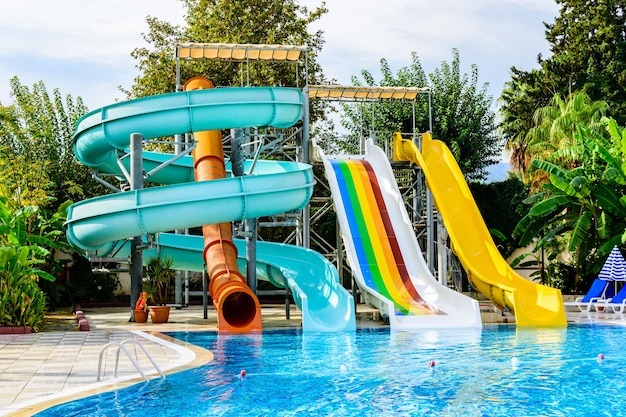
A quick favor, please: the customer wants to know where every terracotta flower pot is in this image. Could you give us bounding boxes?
[133,309,148,323]
[149,306,171,323]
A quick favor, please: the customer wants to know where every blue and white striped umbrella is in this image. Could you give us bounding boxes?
[598,245,626,281]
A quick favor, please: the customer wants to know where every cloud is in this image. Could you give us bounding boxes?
[0,0,185,106]
[303,0,559,100]
[0,1,185,62]
[0,0,560,109]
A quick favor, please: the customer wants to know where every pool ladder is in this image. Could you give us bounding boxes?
[97,339,166,382]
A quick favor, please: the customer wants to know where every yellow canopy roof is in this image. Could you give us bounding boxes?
[308,85,429,100]
[177,43,307,62]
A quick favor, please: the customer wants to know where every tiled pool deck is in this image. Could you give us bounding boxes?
[0,304,620,416]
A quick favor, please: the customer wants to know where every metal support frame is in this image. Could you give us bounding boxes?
[129,133,144,322]
[173,44,310,311]
[306,86,441,291]
[168,43,450,309]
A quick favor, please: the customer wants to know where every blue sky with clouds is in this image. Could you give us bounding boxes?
[0,0,558,114]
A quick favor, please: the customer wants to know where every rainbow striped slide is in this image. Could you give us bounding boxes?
[319,138,481,329]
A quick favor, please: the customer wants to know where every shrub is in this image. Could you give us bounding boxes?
[0,246,49,331]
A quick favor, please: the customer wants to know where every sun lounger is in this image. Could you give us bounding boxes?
[593,284,626,313]
[563,278,615,312]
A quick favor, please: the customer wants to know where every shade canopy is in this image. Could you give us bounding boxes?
[308,85,429,101]
[598,245,626,281]
[177,43,307,62]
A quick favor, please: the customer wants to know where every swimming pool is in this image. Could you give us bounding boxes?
[38,325,625,416]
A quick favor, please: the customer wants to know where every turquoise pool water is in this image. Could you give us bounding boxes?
[38,325,625,416]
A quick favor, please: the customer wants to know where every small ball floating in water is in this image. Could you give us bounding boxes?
[239,370,247,379]
[597,353,605,362]
[339,364,348,373]
[511,357,520,369]
[428,360,436,368]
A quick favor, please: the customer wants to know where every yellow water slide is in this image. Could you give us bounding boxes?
[392,132,566,327]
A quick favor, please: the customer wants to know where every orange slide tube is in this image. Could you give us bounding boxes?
[184,76,262,333]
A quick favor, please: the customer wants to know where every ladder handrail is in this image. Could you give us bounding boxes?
[97,338,165,382]
[120,339,166,379]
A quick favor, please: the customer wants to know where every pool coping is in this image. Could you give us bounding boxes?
[0,331,214,417]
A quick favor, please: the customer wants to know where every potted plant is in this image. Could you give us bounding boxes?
[143,255,176,323]
[133,292,148,323]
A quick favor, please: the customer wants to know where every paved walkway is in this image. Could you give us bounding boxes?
[0,304,373,416]
[0,304,621,416]
[0,305,224,417]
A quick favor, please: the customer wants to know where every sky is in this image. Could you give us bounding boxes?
[0,0,559,114]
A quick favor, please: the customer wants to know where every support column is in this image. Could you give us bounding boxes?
[129,133,144,322]
[245,218,258,294]
[426,191,435,274]
[231,128,257,294]
[301,89,311,248]
[437,213,448,285]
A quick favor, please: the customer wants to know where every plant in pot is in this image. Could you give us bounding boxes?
[143,255,176,323]
[133,292,148,323]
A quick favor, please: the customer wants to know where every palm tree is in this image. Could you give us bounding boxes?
[515,121,626,289]
[144,255,176,305]
[498,68,550,182]
[499,79,533,182]
[527,93,609,165]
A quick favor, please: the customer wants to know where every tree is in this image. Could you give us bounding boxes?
[0,78,105,310]
[125,0,329,99]
[339,53,430,150]
[528,93,608,161]
[341,49,500,180]
[499,0,626,174]
[544,0,626,121]
[524,92,609,187]
[0,77,103,209]
[498,69,550,182]
[514,120,626,291]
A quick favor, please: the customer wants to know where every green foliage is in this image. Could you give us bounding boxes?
[514,119,626,291]
[544,0,626,121]
[544,260,577,292]
[499,1,626,175]
[0,268,47,331]
[0,77,114,309]
[528,93,609,160]
[520,93,609,189]
[469,177,528,258]
[144,255,176,305]
[341,49,500,180]
[126,0,328,99]
[0,196,63,331]
[0,196,63,282]
[0,77,105,207]
[498,69,549,180]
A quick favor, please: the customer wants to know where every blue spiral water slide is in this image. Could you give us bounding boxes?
[64,87,356,331]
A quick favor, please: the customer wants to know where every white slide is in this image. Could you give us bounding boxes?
[317,138,482,329]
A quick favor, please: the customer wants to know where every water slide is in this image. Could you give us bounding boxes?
[64,87,355,332]
[184,76,261,333]
[316,138,482,329]
[392,132,567,327]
